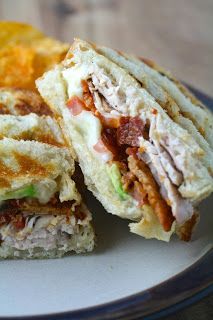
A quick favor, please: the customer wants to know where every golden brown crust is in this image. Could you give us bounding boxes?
[13,88,53,116]
[0,87,53,116]
[139,56,156,68]
[0,102,10,114]
[0,152,53,187]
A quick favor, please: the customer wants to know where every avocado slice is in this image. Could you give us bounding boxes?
[107,163,129,200]
[0,185,37,201]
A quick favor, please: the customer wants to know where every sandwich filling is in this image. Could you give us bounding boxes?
[61,61,209,240]
[0,201,93,257]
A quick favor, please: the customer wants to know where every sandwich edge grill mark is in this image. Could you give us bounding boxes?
[0,152,50,179]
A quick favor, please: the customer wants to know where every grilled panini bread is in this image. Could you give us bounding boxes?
[0,113,64,146]
[0,88,94,258]
[37,39,213,242]
[0,87,76,157]
[0,87,53,116]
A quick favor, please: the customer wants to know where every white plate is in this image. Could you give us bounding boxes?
[0,87,212,319]
[0,194,212,318]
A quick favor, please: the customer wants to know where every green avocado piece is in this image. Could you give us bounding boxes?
[107,163,129,200]
[0,185,37,201]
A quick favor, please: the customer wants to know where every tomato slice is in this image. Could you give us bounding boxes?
[93,138,110,153]
[66,96,85,115]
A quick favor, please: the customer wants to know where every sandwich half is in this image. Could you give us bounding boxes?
[0,88,94,259]
[37,39,213,242]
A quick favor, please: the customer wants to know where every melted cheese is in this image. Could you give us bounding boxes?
[62,64,112,163]
[69,110,113,162]
[62,64,90,98]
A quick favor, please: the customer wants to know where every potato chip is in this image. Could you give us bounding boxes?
[0,21,44,46]
[0,22,69,89]
[0,45,35,88]
[31,37,69,83]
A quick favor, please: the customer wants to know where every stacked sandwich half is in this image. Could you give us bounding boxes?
[0,88,95,258]
[37,39,213,242]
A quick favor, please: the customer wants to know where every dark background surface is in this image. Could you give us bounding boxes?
[161,295,213,320]
[0,0,212,319]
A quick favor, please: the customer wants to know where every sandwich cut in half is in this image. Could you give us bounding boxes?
[0,88,94,259]
[37,39,213,242]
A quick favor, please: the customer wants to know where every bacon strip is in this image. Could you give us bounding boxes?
[0,196,86,230]
[0,213,26,230]
[82,80,97,113]
[131,181,147,207]
[117,116,149,146]
[2,197,75,216]
[128,155,174,231]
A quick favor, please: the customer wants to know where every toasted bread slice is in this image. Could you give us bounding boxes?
[0,113,64,146]
[0,87,52,116]
[0,137,80,203]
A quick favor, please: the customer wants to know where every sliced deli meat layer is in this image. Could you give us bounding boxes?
[37,39,213,242]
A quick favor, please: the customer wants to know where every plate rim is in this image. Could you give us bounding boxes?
[0,85,212,320]
[1,248,212,320]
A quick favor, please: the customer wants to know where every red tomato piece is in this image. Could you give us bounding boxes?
[93,138,110,153]
[66,96,85,115]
